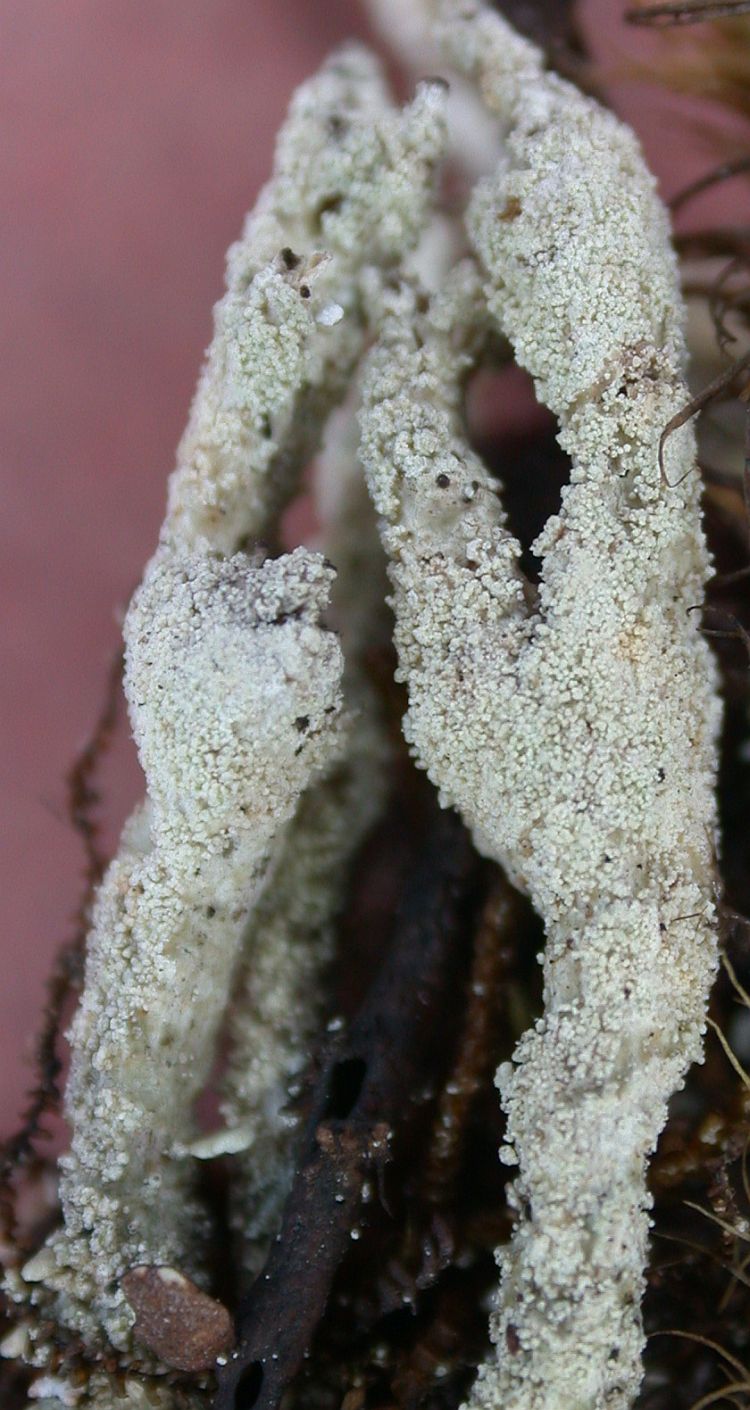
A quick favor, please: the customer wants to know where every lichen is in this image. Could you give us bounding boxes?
[164,44,447,554]
[221,401,392,1279]
[2,6,725,1409]
[359,6,720,1405]
[19,548,345,1356]
[5,33,448,1403]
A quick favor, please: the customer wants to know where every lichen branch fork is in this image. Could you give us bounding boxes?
[359,5,720,1405]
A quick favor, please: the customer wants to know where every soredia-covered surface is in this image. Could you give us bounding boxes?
[163,44,447,554]
[359,6,720,1405]
[5,35,449,1404]
[221,402,392,1279]
[2,5,725,1409]
[18,548,345,1355]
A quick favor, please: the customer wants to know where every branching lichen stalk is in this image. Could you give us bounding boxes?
[359,7,721,1403]
[24,549,346,1355]
[164,44,447,554]
[7,37,447,1392]
[221,402,392,1279]
[2,7,725,1409]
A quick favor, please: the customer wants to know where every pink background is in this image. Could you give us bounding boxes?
[1,0,745,1134]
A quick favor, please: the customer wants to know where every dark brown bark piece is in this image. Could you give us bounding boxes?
[493,0,579,50]
[214,812,481,1410]
[626,0,750,23]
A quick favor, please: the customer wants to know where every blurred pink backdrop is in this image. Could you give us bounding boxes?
[1,0,746,1134]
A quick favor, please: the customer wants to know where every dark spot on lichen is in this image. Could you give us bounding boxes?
[316,193,343,222]
[499,196,522,222]
[506,1323,520,1355]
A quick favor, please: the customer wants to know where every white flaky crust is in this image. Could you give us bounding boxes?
[221,402,392,1279]
[8,40,446,1392]
[24,548,345,1353]
[5,8,724,1409]
[359,8,720,1405]
[164,45,447,554]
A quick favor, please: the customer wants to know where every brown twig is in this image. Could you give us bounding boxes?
[422,874,520,1209]
[675,230,750,264]
[214,813,482,1410]
[626,0,750,25]
[493,0,579,49]
[670,158,750,214]
[0,651,122,1252]
[66,650,123,886]
[659,350,750,486]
